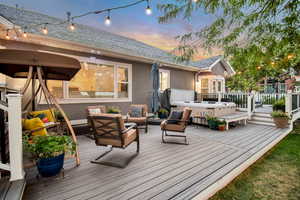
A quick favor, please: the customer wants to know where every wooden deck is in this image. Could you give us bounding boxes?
[23,124,289,200]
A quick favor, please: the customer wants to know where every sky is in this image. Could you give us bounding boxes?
[0,0,221,60]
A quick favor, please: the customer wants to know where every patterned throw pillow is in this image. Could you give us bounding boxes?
[130,107,143,117]
[88,108,102,115]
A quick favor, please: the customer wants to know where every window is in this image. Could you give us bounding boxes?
[159,69,170,91]
[218,81,222,92]
[201,78,209,94]
[45,59,132,103]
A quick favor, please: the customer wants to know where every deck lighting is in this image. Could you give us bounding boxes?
[145,0,152,15]
[5,30,10,40]
[105,10,111,26]
[42,25,48,35]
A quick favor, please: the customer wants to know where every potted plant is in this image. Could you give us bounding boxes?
[271,111,290,128]
[23,135,75,177]
[107,107,121,114]
[272,99,285,112]
[158,108,169,119]
[218,120,226,131]
[206,115,219,130]
[54,110,65,122]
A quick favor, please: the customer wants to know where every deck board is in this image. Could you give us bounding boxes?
[23,124,288,200]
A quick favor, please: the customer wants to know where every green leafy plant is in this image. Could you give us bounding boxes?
[158,108,169,115]
[54,110,64,121]
[271,111,290,119]
[273,99,285,112]
[107,107,121,114]
[23,135,75,159]
[218,120,226,126]
[206,115,217,121]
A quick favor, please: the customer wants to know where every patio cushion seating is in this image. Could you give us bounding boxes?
[86,105,106,116]
[161,107,192,145]
[88,113,139,168]
[126,104,149,133]
[130,106,143,117]
[23,118,47,136]
[29,109,56,122]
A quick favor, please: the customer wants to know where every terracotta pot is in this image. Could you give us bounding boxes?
[273,117,289,128]
[219,125,226,131]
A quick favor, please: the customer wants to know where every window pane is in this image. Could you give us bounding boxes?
[69,63,114,98]
[218,81,222,92]
[118,67,128,98]
[47,80,63,98]
[159,71,169,91]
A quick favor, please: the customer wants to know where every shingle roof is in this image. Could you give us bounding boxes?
[0,4,188,67]
[194,55,222,69]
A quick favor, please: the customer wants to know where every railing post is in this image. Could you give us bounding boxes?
[247,93,251,118]
[285,90,292,116]
[218,93,222,103]
[7,94,24,181]
[252,92,256,113]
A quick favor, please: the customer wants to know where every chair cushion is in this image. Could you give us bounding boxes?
[162,123,185,132]
[130,106,143,117]
[127,117,147,123]
[167,111,183,124]
[96,129,137,147]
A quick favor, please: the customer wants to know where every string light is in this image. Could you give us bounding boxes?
[257,66,262,70]
[287,54,294,60]
[42,25,48,35]
[5,29,10,40]
[271,61,275,66]
[104,10,111,26]
[193,0,199,2]
[69,23,75,31]
[145,0,152,15]
[23,31,27,38]
[237,71,242,75]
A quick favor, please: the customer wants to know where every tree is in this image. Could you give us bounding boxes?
[158,0,300,91]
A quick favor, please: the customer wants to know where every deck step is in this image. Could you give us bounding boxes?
[251,116,273,123]
[253,112,272,118]
[0,178,26,200]
[248,120,276,126]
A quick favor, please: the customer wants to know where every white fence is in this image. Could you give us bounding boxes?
[0,94,24,181]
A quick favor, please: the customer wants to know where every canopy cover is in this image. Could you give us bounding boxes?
[0,49,81,80]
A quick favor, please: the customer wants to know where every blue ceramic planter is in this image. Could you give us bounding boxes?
[37,153,64,177]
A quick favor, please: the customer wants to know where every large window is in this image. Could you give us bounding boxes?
[46,59,132,103]
[159,69,170,91]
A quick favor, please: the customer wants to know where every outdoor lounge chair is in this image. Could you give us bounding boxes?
[160,107,192,145]
[126,104,149,133]
[88,113,139,168]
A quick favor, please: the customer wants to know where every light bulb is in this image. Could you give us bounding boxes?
[105,16,111,26]
[69,23,75,31]
[193,0,198,2]
[5,34,10,40]
[287,54,294,59]
[42,26,48,35]
[23,32,27,38]
[257,66,261,70]
[146,5,152,15]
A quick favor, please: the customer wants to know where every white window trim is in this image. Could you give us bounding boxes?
[159,69,170,91]
[41,58,132,104]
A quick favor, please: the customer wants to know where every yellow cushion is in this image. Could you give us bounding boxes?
[23,118,47,136]
[29,109,56,122]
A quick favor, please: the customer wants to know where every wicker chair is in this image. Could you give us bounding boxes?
[126,104,149,133]
[88,113,139,168]
[160,107,192,145]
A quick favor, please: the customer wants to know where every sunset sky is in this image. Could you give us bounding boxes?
[1,0,221,60]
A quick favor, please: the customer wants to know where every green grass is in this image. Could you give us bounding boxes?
[211,131,300,200]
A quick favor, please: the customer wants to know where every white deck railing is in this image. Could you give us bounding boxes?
[0,94,24,181]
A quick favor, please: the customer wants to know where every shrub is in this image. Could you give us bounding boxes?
[271,111,290,119]
[273,99,285,112]
[107,107,121,114]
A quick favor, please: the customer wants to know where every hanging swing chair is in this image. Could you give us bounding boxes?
[0,49,81,166]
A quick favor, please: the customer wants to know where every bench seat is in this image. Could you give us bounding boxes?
[219,112,249,130]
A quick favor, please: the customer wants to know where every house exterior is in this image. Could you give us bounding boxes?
[0,4,234,119]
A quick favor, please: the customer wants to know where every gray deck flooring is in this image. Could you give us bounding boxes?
[23,124,288,200]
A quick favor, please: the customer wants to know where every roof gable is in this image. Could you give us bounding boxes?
[194,55,222,69]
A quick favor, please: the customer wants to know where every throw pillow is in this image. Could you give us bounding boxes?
[88,108,102,115]
[23,118,47,136]
[167,111,183,124]
[130,107,143,117]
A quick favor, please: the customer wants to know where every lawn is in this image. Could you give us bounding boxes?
[211,130,300,200]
